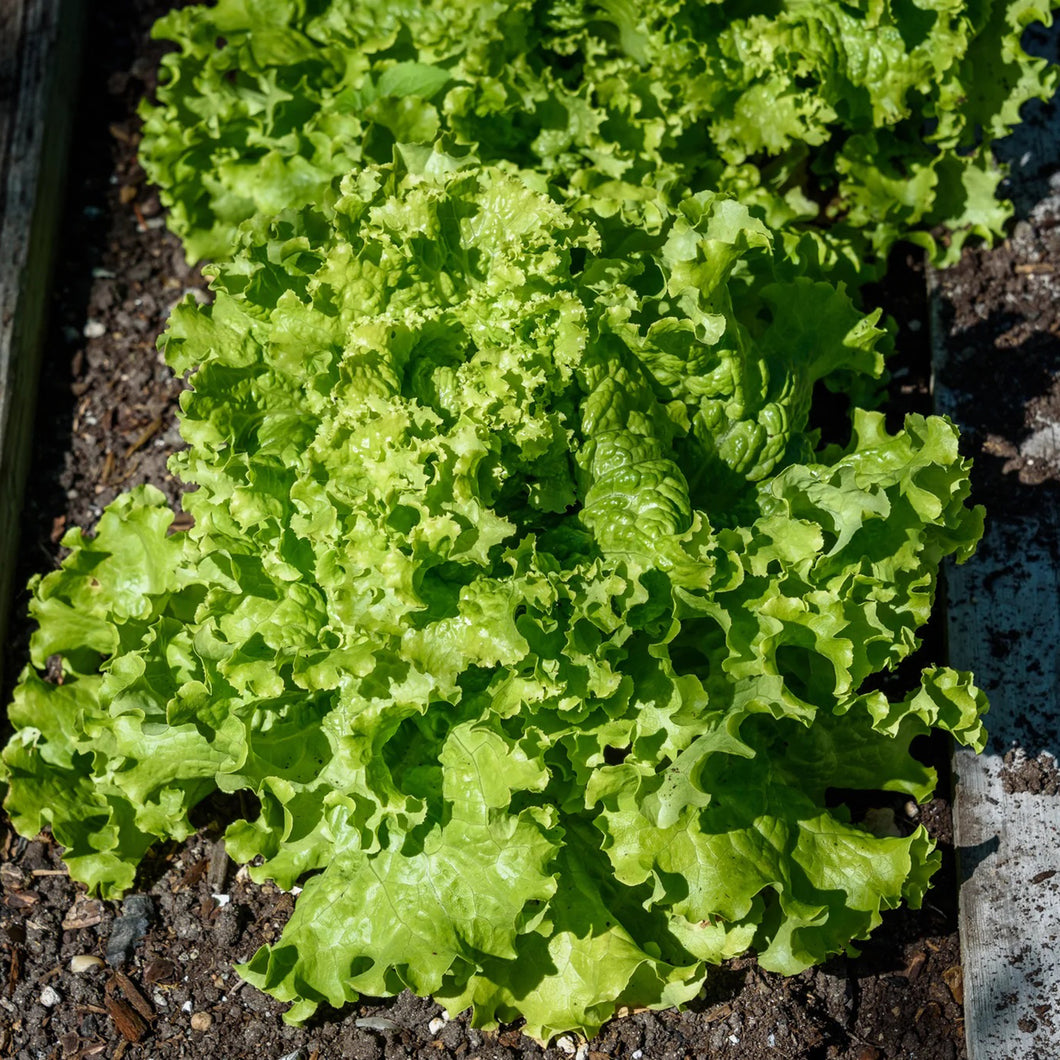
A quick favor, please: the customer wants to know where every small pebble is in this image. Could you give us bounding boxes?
[181,1000,193,1013]
[40,985,61,1008]
[277,1051,307,1060]
[69,954,105,975]
[354,1016,401,1031]
[83,320,106,339]
[428,1017,446,1035]
[190,1011,213,1032]
[556,1036,577,1055]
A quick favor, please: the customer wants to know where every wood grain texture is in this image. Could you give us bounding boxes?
[931,267,1060,1060]
[0,0,85,686]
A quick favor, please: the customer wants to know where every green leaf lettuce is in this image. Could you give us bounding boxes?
[2,160,985,1038]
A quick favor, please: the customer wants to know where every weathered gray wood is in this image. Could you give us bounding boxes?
[0,0,85,687]
[931,264,1060,1058]
[952,747,1060,1059]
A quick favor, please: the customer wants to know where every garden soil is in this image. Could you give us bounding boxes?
[4,2,1054,1057]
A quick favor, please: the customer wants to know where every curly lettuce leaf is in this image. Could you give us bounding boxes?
[140,0,1055,275]
[2,162,986,1038]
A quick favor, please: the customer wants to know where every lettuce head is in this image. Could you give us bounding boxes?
[2,158,985,1039]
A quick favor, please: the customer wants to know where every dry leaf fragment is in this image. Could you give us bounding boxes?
[179,859,208,889]
[169,510,195,533]
[143,957,177,985]
[0,864,29,891]
[942,964,964,1005]
[6,944,21,992]
[63,898,105,930]
[4,891,38,910]
[902,949,927,981]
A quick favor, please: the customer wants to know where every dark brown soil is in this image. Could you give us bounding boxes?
[0,4,988,1059]
[1001,750,1060,796]
[933,7,1060,518]
[935,221,1060,499]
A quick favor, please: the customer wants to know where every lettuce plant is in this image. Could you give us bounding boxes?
[140,0,1056,273]
[3,158,986,1039]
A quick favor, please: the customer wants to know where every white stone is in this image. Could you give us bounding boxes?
[68,955,104,975]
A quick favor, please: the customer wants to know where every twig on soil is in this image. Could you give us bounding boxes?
[125,417,163,458]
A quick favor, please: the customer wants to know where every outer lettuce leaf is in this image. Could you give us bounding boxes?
[1,162,986,1038]
[140,0,1055,274]
[2,490,210,894]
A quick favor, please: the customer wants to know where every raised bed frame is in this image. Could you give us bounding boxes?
[932,272,1060,1060]
[0,0,85,689]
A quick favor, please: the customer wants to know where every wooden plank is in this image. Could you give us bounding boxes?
[931,25,1060,1052]
[0,0,86,688]
[931,259,1060,1056]
[944,513,1060,1059]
